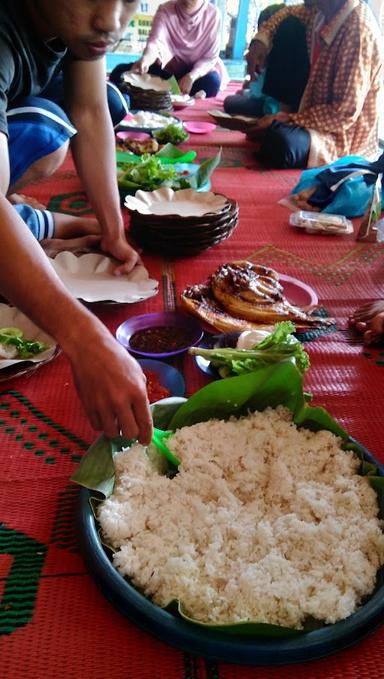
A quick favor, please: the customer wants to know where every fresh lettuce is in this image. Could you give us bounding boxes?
[153,123,189,145]
[0,327,48,359]
[189,321,310,377]
[118,154,177,191]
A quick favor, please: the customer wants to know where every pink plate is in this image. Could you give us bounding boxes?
[184,121,216,134]
[280,274,318,309]
[116,130,151,142]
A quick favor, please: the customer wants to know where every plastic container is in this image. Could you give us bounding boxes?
[289,211,353,235]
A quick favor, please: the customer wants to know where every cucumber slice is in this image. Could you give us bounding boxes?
[0,326,24,338]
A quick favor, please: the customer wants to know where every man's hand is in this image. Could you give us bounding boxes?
[246,39,269,79]
[246,111,290,140]
[68,331,152,444]
[348,301,384,345]
[101,233,140,275]
[178,73,194,95]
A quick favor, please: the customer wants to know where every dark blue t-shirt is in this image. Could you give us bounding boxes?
[0,0,67,135]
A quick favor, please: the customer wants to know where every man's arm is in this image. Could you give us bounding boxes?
[0,132,152,443]
[286,27,381,134]
[63,57,138,275]
[246,5,308,78]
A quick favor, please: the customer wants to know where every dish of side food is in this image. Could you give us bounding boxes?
[73,363,384,665]
[0,304,57,372]
[180,261,323,333]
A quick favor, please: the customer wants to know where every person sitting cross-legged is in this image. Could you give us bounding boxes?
[232,0,382,169]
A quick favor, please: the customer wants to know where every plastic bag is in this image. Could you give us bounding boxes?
[291,155,384,218]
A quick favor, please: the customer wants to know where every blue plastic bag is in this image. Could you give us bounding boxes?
[291,155,384,217]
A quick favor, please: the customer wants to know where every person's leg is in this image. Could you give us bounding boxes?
[7,97,103,246]
[190,71,221,97]
[7,96,76,194]
[41,71,130,127]
[258,120,310,169]
[262,16,310,112]
[224,93,265,116]
[106,81,130,126]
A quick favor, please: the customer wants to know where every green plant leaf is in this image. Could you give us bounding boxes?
[168,76,181,95]
[189,148,222,190]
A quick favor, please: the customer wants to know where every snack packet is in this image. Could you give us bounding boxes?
[356,173,383,241]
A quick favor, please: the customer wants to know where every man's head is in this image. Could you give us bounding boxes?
[308,0,347,19]
[29,0,139,60]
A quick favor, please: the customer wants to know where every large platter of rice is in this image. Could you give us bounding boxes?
[80,406,384,665]
[96,406,384,631]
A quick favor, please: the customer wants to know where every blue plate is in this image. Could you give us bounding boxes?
[78,437,384,665]
[137,358,185,398]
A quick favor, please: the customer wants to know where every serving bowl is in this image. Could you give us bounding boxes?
[74,366,384,665]
[116,311,204,358]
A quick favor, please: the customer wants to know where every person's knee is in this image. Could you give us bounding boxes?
[259,121,310,169]
[191,71,221,98]
[9,140,69,193]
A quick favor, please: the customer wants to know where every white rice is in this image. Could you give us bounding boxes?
[97,406,384,629]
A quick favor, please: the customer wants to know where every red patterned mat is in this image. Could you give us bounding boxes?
[1,84,384,679]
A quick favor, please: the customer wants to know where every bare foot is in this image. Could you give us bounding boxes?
[8,193,46,209]
[348,301,384,345]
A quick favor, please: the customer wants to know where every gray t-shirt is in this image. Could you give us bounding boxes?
[0,0,67,135]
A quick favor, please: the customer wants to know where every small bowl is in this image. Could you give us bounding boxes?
[184,121,216,134]
[116,130,151,142]
[116,311,204,358]
[137,358,185,398]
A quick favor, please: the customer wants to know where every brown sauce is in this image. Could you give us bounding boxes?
[130,325,191,353]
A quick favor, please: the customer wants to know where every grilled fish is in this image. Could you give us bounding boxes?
[180,261,331,332]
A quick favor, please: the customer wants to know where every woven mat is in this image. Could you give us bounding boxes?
[1,84,384,678]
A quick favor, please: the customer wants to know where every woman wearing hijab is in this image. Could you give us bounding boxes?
[110,0,229,97]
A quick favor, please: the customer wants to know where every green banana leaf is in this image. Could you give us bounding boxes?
[189,148,222,191]
[116,145,197,166]
[155,143,197,164]
[71,360,384,637]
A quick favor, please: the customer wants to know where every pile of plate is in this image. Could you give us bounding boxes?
[125,188,239,257]
[122,72,172,112]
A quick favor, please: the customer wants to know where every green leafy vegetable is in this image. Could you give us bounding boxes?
[189,321,310,377]
[153,123,189,145]
[0,326,49,359]
[118,154,177,191]
[118,148,222,193]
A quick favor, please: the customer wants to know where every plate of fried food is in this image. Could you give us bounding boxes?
[180,261,323,334]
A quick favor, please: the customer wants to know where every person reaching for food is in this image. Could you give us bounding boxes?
[109,0,229,98]
[1,0,141,273]
[0,0,153,444]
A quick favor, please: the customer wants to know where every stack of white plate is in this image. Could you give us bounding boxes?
[125,188,239,257]
[122,72,172,111]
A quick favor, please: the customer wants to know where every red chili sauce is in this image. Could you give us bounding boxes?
[129,325,191,353]
[143,370,171,402]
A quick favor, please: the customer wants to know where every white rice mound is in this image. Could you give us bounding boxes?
[97,406,384,629]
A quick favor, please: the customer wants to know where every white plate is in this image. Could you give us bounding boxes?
[119,111,180,131]
[0,304,57,369]
[48,252,159,304]
[122,72,171,92]
[124,188,228,217]
[208,109,257,130]
[171,94,195,109]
